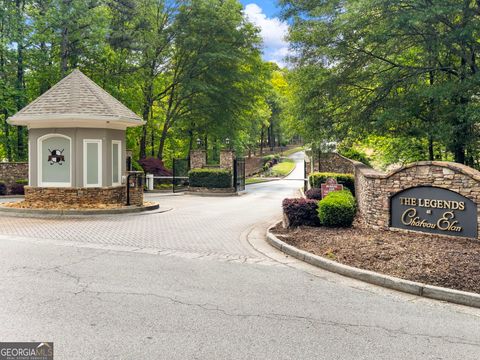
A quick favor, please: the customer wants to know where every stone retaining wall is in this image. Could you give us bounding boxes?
[0,162,28,191]
[245,157,263,176]
[353,161,480,236]
[24,185,144,207]
[318,153,355,174]
[317,152,480,239]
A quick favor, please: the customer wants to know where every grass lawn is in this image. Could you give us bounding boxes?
[246,177,272,185]
[281,146,304,157]
[270,158,295,177]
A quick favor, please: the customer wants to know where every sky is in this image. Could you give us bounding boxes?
[239,1,290,68]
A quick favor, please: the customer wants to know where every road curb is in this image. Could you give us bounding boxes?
[0,203,160,217]
[266,224,480,309]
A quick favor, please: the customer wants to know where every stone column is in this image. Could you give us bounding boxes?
[220,150,235,171]
[190,150,206,169]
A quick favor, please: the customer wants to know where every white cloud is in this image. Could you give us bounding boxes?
[243,3,290,67]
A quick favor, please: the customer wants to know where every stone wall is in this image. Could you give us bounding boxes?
[245,157,263,176]
[25,186,126,206]
[317,153,355,174]
[0,163,28,191]
[190,150,206,169]
[24,184,144,207]
[220,150,235,170]
[312,152,480,239]
[353,161,480,238]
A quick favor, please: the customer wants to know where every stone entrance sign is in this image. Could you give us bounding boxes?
[390,187,477,238]
[321,178,344,199]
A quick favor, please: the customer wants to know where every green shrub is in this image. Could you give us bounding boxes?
[15,179,28,185]
[189,168,232,188]
[318,190,356,227]
[309,172,355,195]
[338,147,371,166]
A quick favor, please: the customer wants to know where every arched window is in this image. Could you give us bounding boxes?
[38,134,71,187]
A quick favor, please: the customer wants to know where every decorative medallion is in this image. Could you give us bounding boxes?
[48,149,65,165]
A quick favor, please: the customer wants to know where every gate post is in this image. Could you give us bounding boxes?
[304,160,308,192]
[233,158,238,192]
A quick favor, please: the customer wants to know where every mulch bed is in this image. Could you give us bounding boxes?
[272,224,480,294]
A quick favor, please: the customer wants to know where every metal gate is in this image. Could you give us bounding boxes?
[172,158,190,193]
[304,159,308,192]
[234,157,245,192]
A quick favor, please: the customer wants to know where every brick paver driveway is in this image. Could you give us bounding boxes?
[1,152,480,360]
[0,153,303,261]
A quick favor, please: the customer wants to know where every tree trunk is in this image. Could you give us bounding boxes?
[0,15,12,161]
[15,0,26,161]
[157,123,169,161]
[260,125,264,156]
[140,79,153,159]
[2,110,11,161]
[428,135,434,161]
[60,27,69,77]
[454,144,466,164]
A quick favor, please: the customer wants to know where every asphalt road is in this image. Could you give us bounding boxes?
[0,152,479,359]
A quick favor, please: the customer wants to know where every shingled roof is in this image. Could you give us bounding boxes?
[8,69,144,129]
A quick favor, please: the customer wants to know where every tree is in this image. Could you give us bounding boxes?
[281,0,480,167]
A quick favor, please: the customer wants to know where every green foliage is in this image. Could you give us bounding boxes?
[1,0,289,164]
[269,158,295,177]
[309,173,355,195]
[281,0,480,168]
[281,146,304,157]
[188,168,232,188]
[261,154,280,164]
[15,179,28,185]
[337,145,371,166]
[317,190,356,228]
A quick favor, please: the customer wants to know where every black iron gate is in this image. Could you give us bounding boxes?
[172,158,190,193]
[234,157,246,192]
[304,159,308,192]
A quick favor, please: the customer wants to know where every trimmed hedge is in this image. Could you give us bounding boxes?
[305,188,322,200]
[309,172,355,195]
[282,198,320,227]
[189,168,232,188]
[318,190,356,227]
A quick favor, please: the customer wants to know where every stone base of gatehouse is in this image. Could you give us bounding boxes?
[23,185,144,207]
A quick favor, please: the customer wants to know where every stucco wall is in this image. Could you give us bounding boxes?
[28,128,126,187]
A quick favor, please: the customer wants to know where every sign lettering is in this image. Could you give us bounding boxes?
[321,178,344,199]
[390,187,477,238]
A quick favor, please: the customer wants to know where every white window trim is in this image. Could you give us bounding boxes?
[37,133,72,188]
[112,140,122,186]
[28,140,31,186]
[83,139,103,188]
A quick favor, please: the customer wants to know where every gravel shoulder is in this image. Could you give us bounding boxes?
[272,224,480,294]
